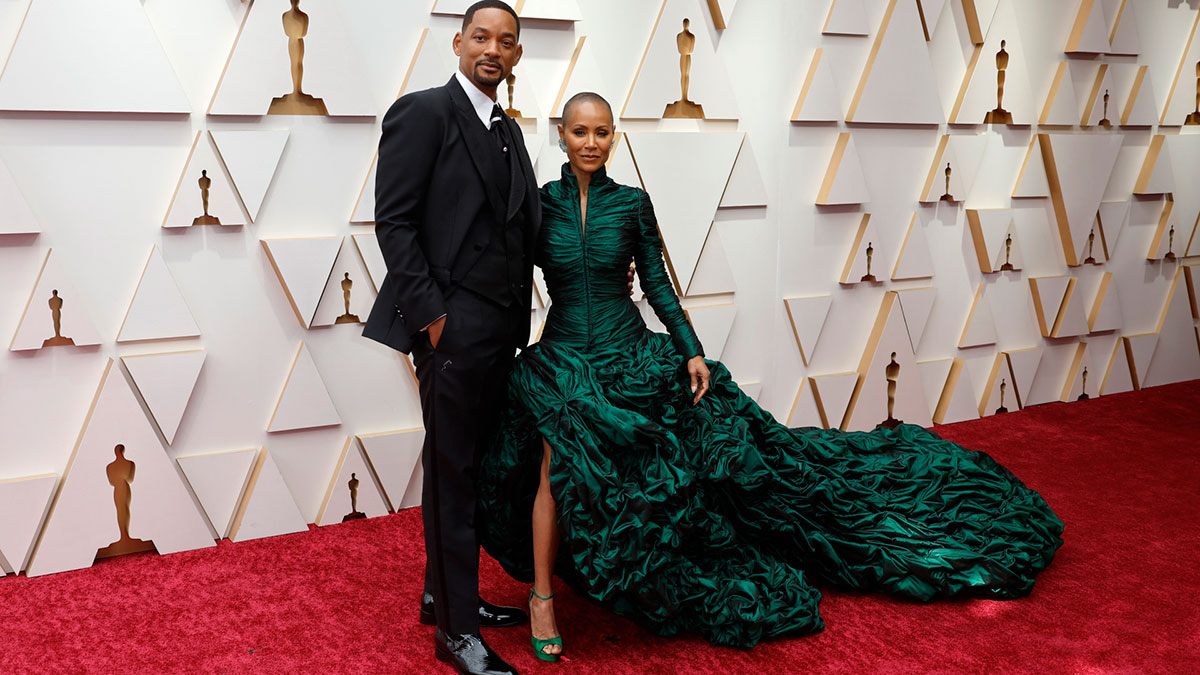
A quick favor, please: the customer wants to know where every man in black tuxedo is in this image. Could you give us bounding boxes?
[363,2,536,673]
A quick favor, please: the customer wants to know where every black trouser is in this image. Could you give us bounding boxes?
[411,287,527,635]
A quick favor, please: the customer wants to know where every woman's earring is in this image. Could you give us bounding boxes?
[558,138,568,152]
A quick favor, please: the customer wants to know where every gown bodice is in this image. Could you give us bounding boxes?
[536,165,704,360]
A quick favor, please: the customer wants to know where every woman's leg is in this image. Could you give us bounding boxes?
[530,438,562,655]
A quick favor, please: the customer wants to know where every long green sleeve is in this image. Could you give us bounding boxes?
[634,190,704,360]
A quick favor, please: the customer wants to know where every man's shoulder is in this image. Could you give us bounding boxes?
[385,84,453,119]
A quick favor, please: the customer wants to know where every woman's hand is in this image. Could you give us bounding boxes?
[687,356,710,405]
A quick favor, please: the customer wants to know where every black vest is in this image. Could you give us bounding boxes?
[458,128,527,307]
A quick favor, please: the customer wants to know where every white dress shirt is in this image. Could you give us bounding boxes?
[454,69,499,129]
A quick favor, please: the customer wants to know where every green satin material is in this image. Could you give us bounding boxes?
[478,165,1064,648]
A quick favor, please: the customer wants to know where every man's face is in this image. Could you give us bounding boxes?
[453,8,522,93]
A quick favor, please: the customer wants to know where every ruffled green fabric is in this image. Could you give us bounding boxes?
[477,167,1063,648]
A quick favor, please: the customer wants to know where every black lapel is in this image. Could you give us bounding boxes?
[445,76,507,219]
[505,116,527,222]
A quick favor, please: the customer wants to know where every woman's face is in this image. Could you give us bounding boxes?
[559,100,614,176]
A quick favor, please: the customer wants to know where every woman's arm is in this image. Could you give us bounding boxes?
[632,190,705,361]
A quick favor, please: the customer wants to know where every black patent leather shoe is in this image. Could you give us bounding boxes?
[434,630,518,675]
[420,592,529,628]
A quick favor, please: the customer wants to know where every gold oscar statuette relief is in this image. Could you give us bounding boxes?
[880,352,903,428]
[1084,227,1098,265]
[1000,233,1016,271]
[96,445,154,559]
[43,289,75,347]
[663,18,705,119]
[335,273,361,324]
[504,72,522,118]
[342,472,366,521]
[983,40,1014,125]
[192,169,221,226]
[1186,61,1200,126]
[1098,89,1112,128]
[995,378,1009,414]
[940,163,954,202]
[1164,224,1176,261]
[861,241,877,282]
[1077,366,1090,401]
[268,0,328,116]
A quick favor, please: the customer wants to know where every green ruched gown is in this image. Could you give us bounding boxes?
[477,165,1063,648]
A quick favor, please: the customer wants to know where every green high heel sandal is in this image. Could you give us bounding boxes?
[529,587,564,663]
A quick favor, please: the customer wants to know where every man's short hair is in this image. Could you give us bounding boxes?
[462,0,521,37]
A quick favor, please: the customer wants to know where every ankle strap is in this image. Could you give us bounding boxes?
[530,587,555,600]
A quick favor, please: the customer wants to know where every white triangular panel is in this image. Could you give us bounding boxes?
[687,230,737,296]
[967,208,1022,274]
[10,249,102,351]
[708,0,740,29]
[809,372,859,429]
[977,353,1013,418]
[687,304,737,359]
[1052,279,1090,338]
[552,36,609,118]
[1133,135,1175,195]
[1079,64,1118,127]
[177,448,258,539]
[624,131,743,293]
[605,132,643,191]
[840,214,884,284]
[786,379,824,428]
[117,246,201,344]
[1005,347,1043,407]
[1159,13,1200,126]
[0,0,189,113]
[122,350,206,445]
[817,133,869,205]
[1118,65,1158,127]
[1029,276,1072,337]
[0,157,40,234]
[1086,272,1123,333]
[823,0,869,36]
[1013,137,1050,198]
[942,361,981,424]
[358,429,424,511]
[398,28,456,98]
[261,236,343,328]
[312,238,376,328]
[209,129,289,222]
[1123,332,1157,388]
[1143,271,1200,387]
[896,287,937,353]
[783,295,832,364]
[917,0,949,40]
[315,438,389,526]
[1146,198,1181,261]
[919,135,970,203]
[209,0,374,116]
[1106,0,1139,55]
[267,342,341,433]
[26,360,215,577]
[1040,63,1081,126]
[892,213,934,280]
[961,0,1000,44]
[1059,343,1089,402]
[959,283,997,348]
[791,49,843,123]
[1093,201,1126,259]
[845,292,932,431]
[0,474,57,573]
[350,152,377,224]
[1099,338,1134,395]
[518,0,583,21]
[1040,133,1123,266]
[228,448,308,543]
[846,0,944,125]
[163,131,246,228]
[352,233,388,294]
[950,1,1034,125]
[916,358,952,420]
[721,138,767,208]
[622,0,738,120]
[1065,0,1111,54]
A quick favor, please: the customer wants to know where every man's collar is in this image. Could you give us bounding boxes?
[454,69,497,129]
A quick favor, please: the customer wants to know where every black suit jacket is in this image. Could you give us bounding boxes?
[363,76,541,353]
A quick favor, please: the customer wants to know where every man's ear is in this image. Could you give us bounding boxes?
[452,32,462,57]
[512,44,523,68]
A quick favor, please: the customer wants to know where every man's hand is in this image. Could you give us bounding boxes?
[627,262,636,296]
[427,315,447,349]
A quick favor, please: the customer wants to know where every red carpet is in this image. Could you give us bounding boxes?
[2,381,1198,674]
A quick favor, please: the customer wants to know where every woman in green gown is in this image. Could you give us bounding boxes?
[477,93,1063,655]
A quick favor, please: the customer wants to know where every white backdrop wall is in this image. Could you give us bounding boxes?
[0,0,1198,575]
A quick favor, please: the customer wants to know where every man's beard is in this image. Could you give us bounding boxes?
[473,60,506,87]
